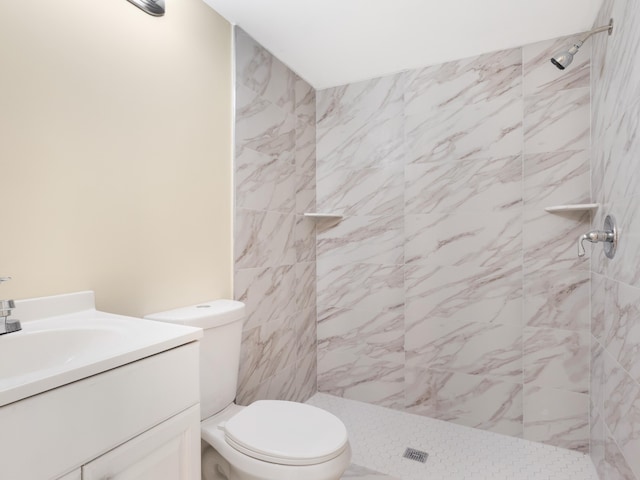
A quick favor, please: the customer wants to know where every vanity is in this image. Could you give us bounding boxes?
[0,292,203,480]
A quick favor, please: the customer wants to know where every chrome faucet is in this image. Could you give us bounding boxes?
[577,214,618,258]
[0,277,22,336]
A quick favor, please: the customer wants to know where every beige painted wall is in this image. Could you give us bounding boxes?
[0,0,233,316]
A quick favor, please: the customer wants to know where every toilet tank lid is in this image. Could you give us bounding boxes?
[144,300,245,329]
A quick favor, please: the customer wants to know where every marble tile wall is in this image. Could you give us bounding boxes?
[590,0,640,478]
[316,36,592,451]
[233,28,317,404]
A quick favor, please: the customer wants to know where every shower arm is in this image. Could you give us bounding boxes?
[577,20,614,45]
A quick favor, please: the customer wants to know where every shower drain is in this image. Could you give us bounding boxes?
[403,447,429,463]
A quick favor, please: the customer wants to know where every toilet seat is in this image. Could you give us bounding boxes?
[222,400,348,466]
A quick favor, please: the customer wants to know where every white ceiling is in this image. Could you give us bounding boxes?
[203,0,604,90]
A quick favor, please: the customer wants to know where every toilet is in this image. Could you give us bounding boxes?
[145,300,351,480]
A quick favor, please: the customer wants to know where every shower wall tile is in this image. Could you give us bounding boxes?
[404,211,522,269]
[235,145,295,213]
[523,35,591,96]
[236,28,295,113]
[603,431,637,480]
[591,340,606,477]
[234,29,316,404]
[523,326,589,393]
[404,155,522,213]
[523,209,590,271]
[523,385,589,452]
[316,215,403,267]
[234,265,297,331]
[316,262,403,313]
[405,96,522,163]
[523,150,590,206]
[236,84,296,156]
[405,316,522,380]
[523,269,589,331]
[317,305,404,409]
[405,367,523,437]
[404,264,522,326]
[235,209,295,269]
[604,351,640,479]
[404,48,522,111]
[317,165,403,216]
[524,87,590,154]
[316,74,405,172]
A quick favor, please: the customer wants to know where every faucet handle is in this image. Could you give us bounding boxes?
[578,234,588,257]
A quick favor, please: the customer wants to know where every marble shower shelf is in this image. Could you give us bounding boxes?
[303,213,343,220]
[544,203,600,213]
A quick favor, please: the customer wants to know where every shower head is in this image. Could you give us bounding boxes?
[550,43,582,70]
[550,19,614,70]
[126,0,165,16]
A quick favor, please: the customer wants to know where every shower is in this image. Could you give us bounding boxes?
[551,18,613,69]
[126,0,165,16]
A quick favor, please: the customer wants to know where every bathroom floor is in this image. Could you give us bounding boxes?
[306,393,598,480]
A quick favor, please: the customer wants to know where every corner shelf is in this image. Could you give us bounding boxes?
[544,203,600,213]
[303,213,343,220]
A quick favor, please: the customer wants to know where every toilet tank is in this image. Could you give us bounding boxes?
[145,300,245,420]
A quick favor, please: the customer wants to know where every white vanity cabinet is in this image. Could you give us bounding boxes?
[1,342,201,480]
[83,405,200,480]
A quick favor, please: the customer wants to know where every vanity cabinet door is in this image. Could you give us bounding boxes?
[82,405,200,480]
[57,469,81,480]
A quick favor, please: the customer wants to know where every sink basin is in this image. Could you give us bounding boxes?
[0,292,202,407]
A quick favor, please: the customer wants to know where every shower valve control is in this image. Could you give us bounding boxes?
[577,214,617,259]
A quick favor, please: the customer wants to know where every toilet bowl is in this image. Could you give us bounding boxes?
[145,300,351,480]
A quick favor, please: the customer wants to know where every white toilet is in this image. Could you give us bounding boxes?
[145,300,351,480]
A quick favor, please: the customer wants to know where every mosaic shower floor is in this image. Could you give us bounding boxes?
[306,393,598,480]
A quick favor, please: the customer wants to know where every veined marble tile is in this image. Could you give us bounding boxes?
[404,155,522,213]
[404,48,522,112]
[295,116,316,177]
[237,317,297,401]
[236,84,296,156]
[523,385,589,452]
[404,264,522,326]
[237,364,298,405]
[523,35,590,96]
[404,316,522,380]
[317,165,403,216]
[405,211,522,269]
[235,145,295,213]
[294,350,317,403]
[591,338,605,476]
[296,168,316,215]
[524,87,590,154]
[523,207,590,271]
[318,306,404,359]
[523,326,589,393]
[523,269,589,331]
[405,96,522,163]
[318,306,404,409]
[235,209,295,269]
[294,215,315,262]
[316,262,403,313]
[604,351,640,479]
[296,306,317,360]
[603,430,637,480]
[235,28,295,113]
[592,273,607,341]
[295,261,316,312]
[234,265,297,331]
[523,150,590,207]
[316,215,403,267]
[316,74,405,171]
[603,279,640,384]
[405,367,523,437]
[295,75,315,126]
